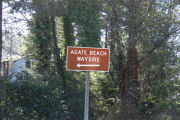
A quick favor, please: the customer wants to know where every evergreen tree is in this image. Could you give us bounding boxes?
[0,0,3,74]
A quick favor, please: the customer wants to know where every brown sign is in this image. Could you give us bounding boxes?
[66,46,110,72]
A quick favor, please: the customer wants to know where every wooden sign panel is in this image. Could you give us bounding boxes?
[66,46,110,72]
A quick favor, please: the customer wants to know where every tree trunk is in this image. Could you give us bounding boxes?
[120,0,141,116]
[0,0,2,75]
[121,45,140,107]
[63,16,75,61]
[51,17,65,86]
[34,16,52,72]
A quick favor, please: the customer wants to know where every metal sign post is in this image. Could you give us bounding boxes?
[66,46,110,120]
[84,71,90,120]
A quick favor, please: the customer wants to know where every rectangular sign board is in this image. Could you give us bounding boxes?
[66,46,110,72]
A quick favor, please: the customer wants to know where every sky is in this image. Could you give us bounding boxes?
[2,3,31,59]
[3,3,31,36]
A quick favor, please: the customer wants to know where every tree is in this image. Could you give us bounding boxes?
[0,0,3,74]
[100,0,180,119]
[68,0,101,47]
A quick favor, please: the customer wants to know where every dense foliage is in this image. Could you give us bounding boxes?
[0,0,180,120]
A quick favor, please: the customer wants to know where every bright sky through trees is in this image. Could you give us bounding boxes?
[3,3,31,36]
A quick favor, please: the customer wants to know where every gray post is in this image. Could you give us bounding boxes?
[84,71,90,120]
[172,98,176,120]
